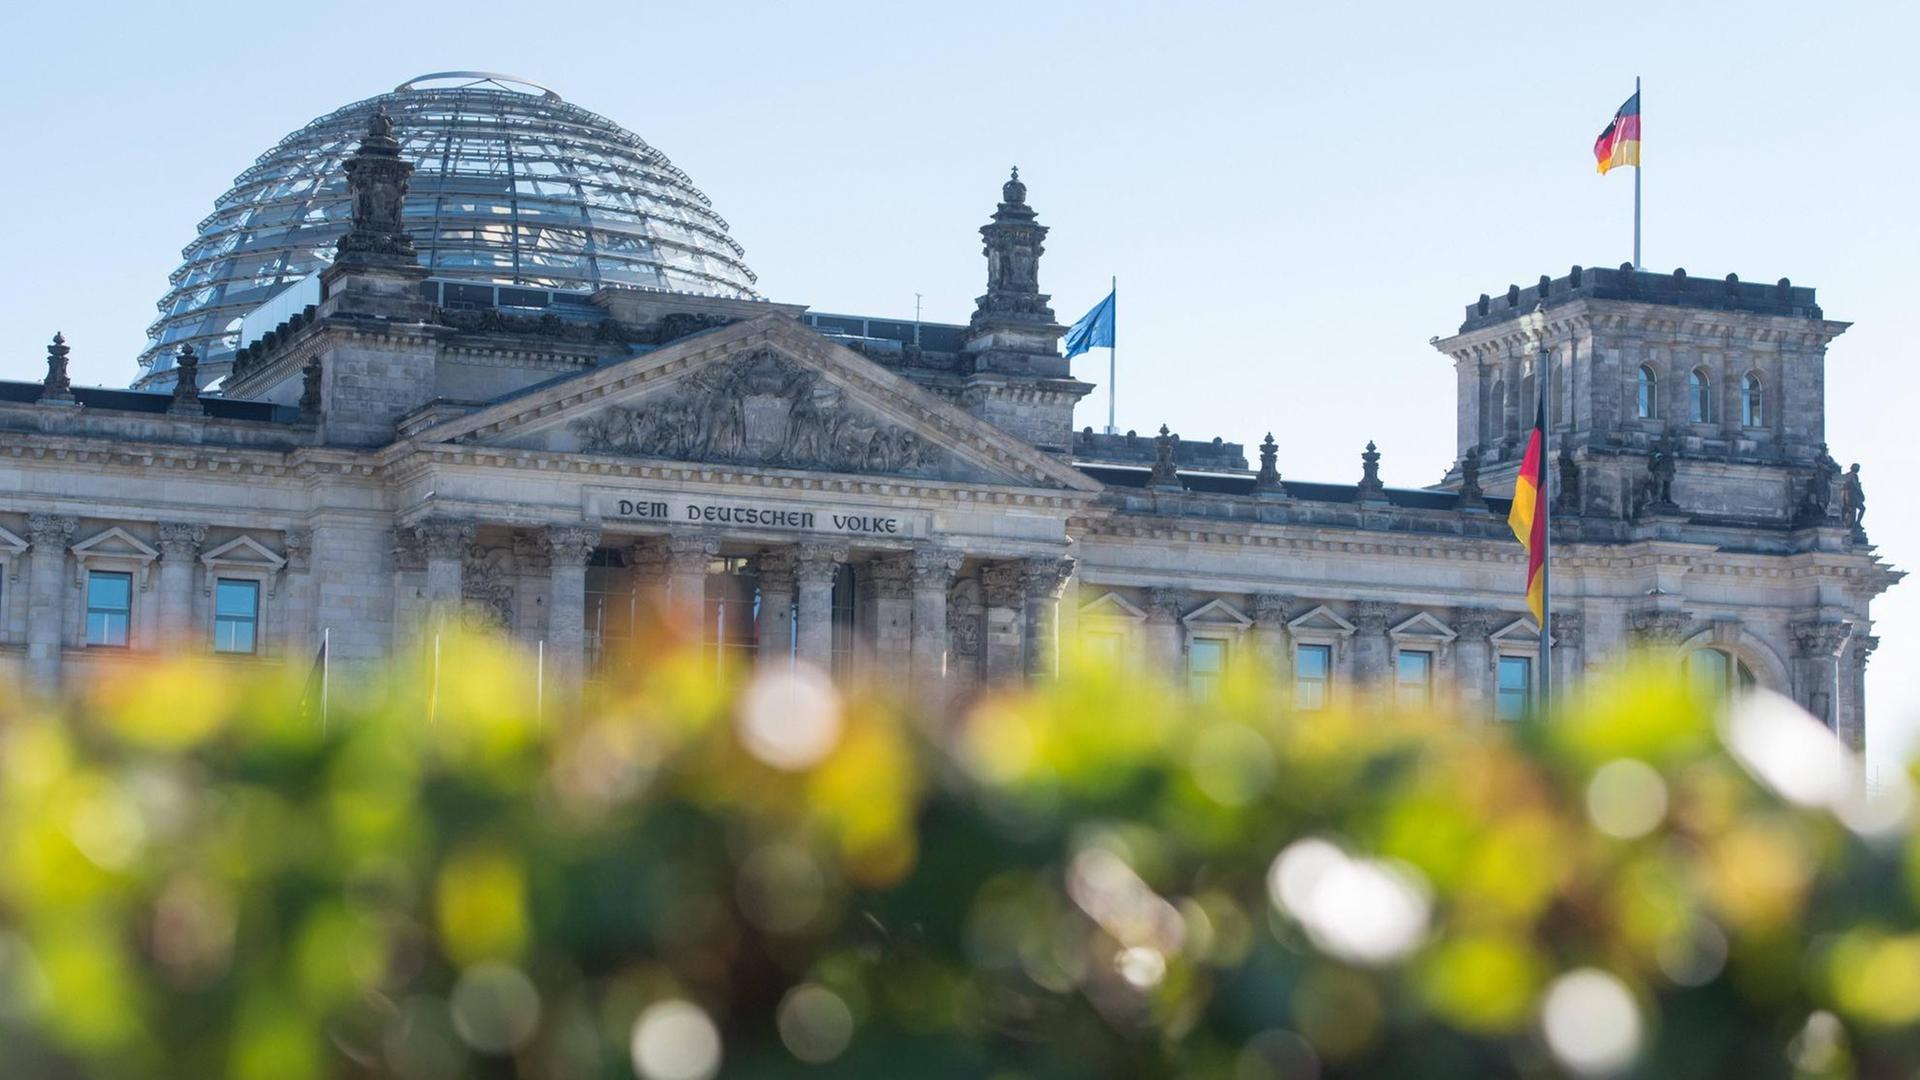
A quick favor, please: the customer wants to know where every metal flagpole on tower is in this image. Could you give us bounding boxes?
[1633,75,1642,270]
[1538,335,1553,713]
[1106,276,1118,435]
[321,626,331,734]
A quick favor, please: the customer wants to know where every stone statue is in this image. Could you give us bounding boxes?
[335,105,417,268]
[1645,439,1677,509]
[1147,425,1181,488]
[1841,463,1866,538]
[1807,444,1841,522]
[1457,446,1485,508]
[1554,445,1580,514]
[367,105,396,142]
[1254,432,1285,494]
[298,359,323,421]
[1357,440,1385,499]
[169,344,202,413]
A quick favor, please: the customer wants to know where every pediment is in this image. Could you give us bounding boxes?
[1490,617,1540,644]
[1390,612,1456,642]
[1183,598,1252,630]
[1080,591,1148,622]
[1287,604,1356,636]
[414,315,1100,492]
[71,526,159,562]
[201,535,286,572]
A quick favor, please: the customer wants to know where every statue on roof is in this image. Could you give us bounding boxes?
[1842,463,1866,539]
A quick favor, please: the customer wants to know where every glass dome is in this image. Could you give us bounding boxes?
[137,72,758,386]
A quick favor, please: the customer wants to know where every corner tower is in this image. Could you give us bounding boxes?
[957,169,1090,453]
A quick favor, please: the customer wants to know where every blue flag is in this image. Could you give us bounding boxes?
[1064,287,1116,360]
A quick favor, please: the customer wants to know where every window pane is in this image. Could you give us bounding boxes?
[1687,648,1730,698]
[1085,631,1122,667]
[1496,656,1531,721]
[86,571,133,647]
[1396,649,1432,706]
[1189,638,1227,699]
[1295,644,1331,711]
[213,579,260,654]
[216,579,258,619]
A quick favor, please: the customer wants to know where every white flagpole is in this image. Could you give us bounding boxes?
[536,639,545,728]
[430,633,441,725]
[321,626,331,734]
[1633,75,1642,270]
[1105,276,1118,435]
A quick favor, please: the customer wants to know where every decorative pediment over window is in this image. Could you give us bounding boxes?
[1183,598,1253,632]
[1490,617,1541,646]
[1390,612,1457,644]
[415,315,1103,491]
[1287,604,1357,636]
[71,527,160,590]
[1080,591,1148,623]
[0,525,24,582]
[200,535,288,596]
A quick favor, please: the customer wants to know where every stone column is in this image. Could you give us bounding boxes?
[1351,601,1395,684]
[542,525,600,699]
[981,563,1027,682]
[418,517,474,631]
[910,547,963,712]
[1550,610,1584,700]
[755,549,797,668]
[1144,587,1185,677]
[154,522,206,646]
[866,552,915,692]
[1021,556,1075,678]
[793,542,846,673]
[391,527,428,656]
[1838,634,1877,754]
[1251,593,1293,684]
[628,537,670,626]
[24,514,76,692]
[1791,619,1852,733]
[283,528,313,658]
[663,532,717,632]
[1452,607,1494,713]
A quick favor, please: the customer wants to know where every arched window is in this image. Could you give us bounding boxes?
[1741,372,1764,427]
[1686,647,1756,699]
[1636,365,1657,419]
[1488,380,1505,440]
[1688,368,1712,423]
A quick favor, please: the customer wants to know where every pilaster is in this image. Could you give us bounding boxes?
[755,549,797,668]
[982,563,1027,682]
[793,542,846,672]
[910,547,963,713]
[1791,618,1852,733]
[542,525,600,697]
[1145,587,1185,676]
[1021,556,1075,678]
[25,514,77,691]
[1351,601,1395,683]
[154,522,206,644]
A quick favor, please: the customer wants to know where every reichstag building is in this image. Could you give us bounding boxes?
[0,74,1898,747]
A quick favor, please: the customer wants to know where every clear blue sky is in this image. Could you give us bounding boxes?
[4,1,1915,769]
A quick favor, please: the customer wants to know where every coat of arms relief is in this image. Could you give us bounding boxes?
[568,349,950,476]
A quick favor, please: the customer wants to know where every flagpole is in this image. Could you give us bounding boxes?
[1537,333,1553,715]
[1106,276,1118,435]
[1633,75,1642,270]
[321,626,331,734]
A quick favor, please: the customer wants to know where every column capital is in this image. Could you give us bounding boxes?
[1549,610,1585,649]
[1790,618,1853,659]
[26,513,78,549]
[1352,600,1395,634]
[542,524,602,566]
[1629,608,1695,647]
[417,517,476,560]
[910,546,965,590]
[283,528,312,572]
[1251,592,1294,628]
[757,548,798,591]
[1854,634,1881,664]
[1453,606,1495,640]
[982,563,1025,609]
[1145,586,1185,624]
[391,527,427,572]
[867,551,915,600]
[155,521,207,560]
[628,537,670,583]
[1020,555,1075,600]
[794,542,849,588]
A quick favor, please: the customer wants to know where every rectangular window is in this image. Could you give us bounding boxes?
[1396,649,1433,708]
[85,570,133,648]
[1084,630,1123,668]
[1496,655,1533,721]
[584,548,636,677]
[1294,643,1332,711]
[213,579,260,654]
[1188,637,1228,700]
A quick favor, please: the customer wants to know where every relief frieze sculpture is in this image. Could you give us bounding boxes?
[569,349,948,476]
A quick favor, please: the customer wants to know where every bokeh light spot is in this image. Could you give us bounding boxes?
[737,665,842,770]
[631,999,722,1080]
[1541,968,1641,1075]
[449,962,541,1055]
[776,983,854,1064]
[1585,758,1668,839]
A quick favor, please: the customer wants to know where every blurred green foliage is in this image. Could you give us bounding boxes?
[1,632,1917,1079]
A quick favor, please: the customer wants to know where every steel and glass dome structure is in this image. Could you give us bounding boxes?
[137,72,758,386]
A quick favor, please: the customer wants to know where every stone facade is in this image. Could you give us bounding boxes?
[0,120,1901,749]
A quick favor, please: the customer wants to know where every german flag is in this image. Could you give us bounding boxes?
[1594,92,1641,174]
[1507,401,1547,621]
